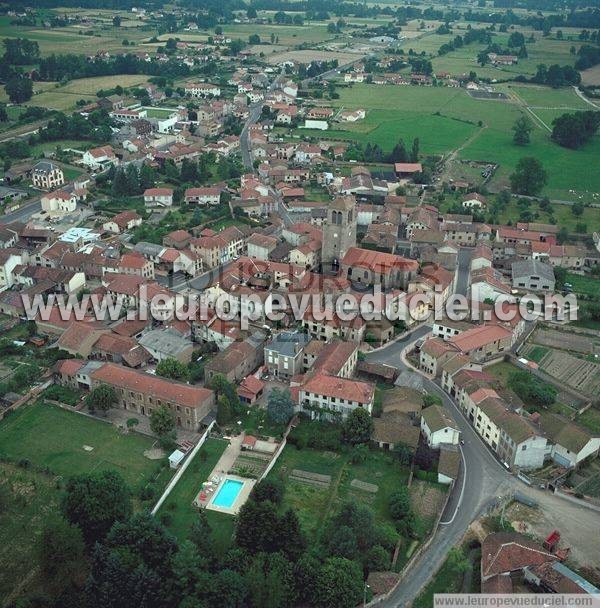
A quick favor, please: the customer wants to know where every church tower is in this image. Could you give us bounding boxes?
[322,195,357,273]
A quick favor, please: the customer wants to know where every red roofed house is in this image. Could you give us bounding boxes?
[117,252,155,279]
[184,187,221,206]
[481,532,556,593]
[41,190,76,215]
[103,210,142,234]
[237,375,265,404]
[394,162,422,177]
[82,145,117,170]
[341,247,419,290]
[298,372,374,420]
[447,324,513,361]
[144,187,174,207]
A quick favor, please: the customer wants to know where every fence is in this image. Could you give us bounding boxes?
[151,421,215,516]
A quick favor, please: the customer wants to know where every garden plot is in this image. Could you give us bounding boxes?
[230,451,271,478]
[289,469,332,488]
[537,349,600,397]
[409,479,447,527]
[531,328,597,355]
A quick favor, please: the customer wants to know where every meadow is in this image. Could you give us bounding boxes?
[0,401,174,602]
[322,84,600,204]
[0,401,169,489]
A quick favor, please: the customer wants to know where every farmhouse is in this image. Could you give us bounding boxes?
[41,190,76,215]
[420,404,460,447]
[184,83,221,98]
[184,187,222,205]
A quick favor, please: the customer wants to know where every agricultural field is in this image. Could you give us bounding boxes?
[565,273,600,299]
[322,83,600,204]
[0,75,152,111]
[0,17,150,56]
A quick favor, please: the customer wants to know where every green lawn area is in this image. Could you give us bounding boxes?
[144,107,177,119]
[565,274,600,298]
[267,441,410,543]
[527,345,549,363]
[0,401,169,491]
[578,407,600,435]
[157,438,233,554]
[327,84,600,204]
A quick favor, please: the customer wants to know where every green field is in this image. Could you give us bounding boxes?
[156,438,232,553]
[267,443,411,542]
[324,83,600,204]
[565,274,600,298]
[0,401,169,489]
[0,401,175,602]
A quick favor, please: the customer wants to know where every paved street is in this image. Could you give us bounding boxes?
[367,328,599,606]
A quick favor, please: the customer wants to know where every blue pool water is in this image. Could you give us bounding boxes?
[212,479,244,508]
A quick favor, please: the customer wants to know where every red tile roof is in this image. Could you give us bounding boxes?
[300,372,374,404]
[481,533,556,578]
[91,362,213,409]
[342,247,419,274]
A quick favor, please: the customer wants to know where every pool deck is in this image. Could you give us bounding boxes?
[203,434,255,515]
[206,474,254,515]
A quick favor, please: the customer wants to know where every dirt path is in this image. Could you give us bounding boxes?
[573,85,600,109]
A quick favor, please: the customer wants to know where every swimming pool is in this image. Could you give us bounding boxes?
[212,479,244,508]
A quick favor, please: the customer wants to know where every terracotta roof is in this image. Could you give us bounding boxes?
[481,532,556,579]
[394,162,422,173]
[342,247,419,274]
[312,340,357,376]
[91,362,213,409]
[448,324,512,354]
[300,372,374,404]
[144,187,173,196]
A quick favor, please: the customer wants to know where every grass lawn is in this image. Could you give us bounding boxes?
[565,274,600,298]
[267,442,411,544]
[578,407,600,435]
[327,84,600,204]
[157,438,232,553]
[0,401,168,491]
[144,107,177,119]
[527,345,549,363]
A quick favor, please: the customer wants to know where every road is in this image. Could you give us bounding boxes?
[455,247,472,297]
[2,197,42,223]
[367,326,600,606]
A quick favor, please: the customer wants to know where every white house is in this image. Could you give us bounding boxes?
[144,187,174,207]
[184,187,221,205]
[82,145,117,170]
[32,161,64,190]
[184,83,221,98]
[462,192,487,209]
[41,190,77,215]
[421,404,460,447]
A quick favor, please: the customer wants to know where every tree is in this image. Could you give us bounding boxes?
[343,407,373,445]
[447,547,470,575]
[365,544,390,571]
[389,487,411,521]
[85,384,116,414]
[510,157,547,196]
[316,557,363,608]
[39,515,85,589]
[248,34,261,45]
[235,499,279,554]
[0,105,7,122]
[294,554,320,605]
[217,394,232,426]
[267,387,294,425]
[5,77,33,103]
[277,508,306,561]
[246,552,296,608]
[410,137,420,162]
[150,404,176,438]
[508,31,525,47]
[156,357,189,381]
[512,115,533,146]
[251,478,284,505]
[62,470,132,545]
[112,15,121,27]
[551,111,600,149]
